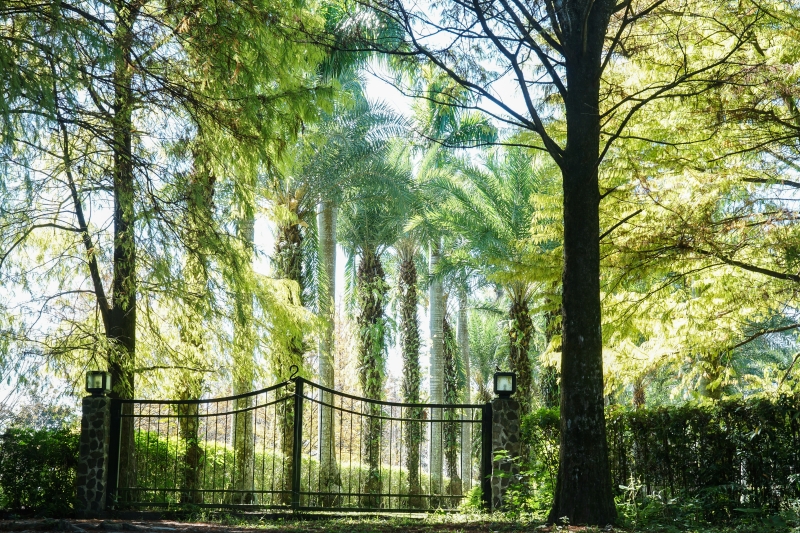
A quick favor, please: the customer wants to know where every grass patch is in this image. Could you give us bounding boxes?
[169,511,800,533]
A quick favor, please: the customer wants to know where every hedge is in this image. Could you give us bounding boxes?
[0,427,79,515]
[524,394,800,518]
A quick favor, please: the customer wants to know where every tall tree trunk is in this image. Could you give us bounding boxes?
[457,287,472,492]
[398,247,423,508]
[178,376,204,505]
[274,222,304,299]
[108,0,138,492]
[428,239,444,500]
[442,315,461,502]
[177,156,214,505]
[508,292,533,417]
[540,301,561,409]
[231,215,255,504]
[632,376,646,409]
[550,3,617,522]
[316,201,341,503]
[273,211,310,505]
[356,246,387,508]
[698,353,723,400]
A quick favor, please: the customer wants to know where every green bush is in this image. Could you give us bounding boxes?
[524,395,800,525]
[125,430,463,510]
[0,427,79,515]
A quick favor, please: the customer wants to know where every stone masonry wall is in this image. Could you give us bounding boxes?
[491,397,521,510]
[76,396,111,515]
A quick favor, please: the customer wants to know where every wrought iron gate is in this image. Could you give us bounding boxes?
[109,377,492,512]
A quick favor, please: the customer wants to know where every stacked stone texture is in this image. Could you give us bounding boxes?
[491,397,520,510]
[76,396,111,515]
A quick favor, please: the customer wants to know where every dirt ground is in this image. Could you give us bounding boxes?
[0,518,612,533]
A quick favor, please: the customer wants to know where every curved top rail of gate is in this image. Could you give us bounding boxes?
[111,378,491,512]
[115,379,294,405]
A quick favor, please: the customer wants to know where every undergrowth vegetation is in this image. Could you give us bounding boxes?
[0,427,79,515]
[511,395,800,530]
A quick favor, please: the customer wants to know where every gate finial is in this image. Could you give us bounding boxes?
[288,364,299,380]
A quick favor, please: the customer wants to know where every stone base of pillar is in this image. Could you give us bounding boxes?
[490,397,521,510]
[76,396,111,516]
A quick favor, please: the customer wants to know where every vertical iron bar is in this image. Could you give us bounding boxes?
[172,406,179,500]
[270,393,277,505]
[308,386,314,504]
[480,403,493,511]
[291,378,304,509]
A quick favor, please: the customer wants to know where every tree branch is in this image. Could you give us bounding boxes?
[680,244,800,283]
[599,209,642,241]
[48,55,111,330]
[743,177,800,189]
[727,324,800,352]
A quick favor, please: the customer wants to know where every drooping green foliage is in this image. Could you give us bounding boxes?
[0,0,325,401]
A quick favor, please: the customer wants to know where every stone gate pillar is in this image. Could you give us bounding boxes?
[490,397,521,510]
[76,395,112,515]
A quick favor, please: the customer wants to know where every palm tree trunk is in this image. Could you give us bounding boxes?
[540,301,561,409]
[356,246,387,508]
[428,239,444,500]
[317,200,341,503]
[443,315,462,502]
[399,248,423,507]
[457,287,472,491]
[231,215,255,504]
[508,293,533,416]
[699,353,723,400]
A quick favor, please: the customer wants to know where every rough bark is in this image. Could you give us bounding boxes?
[540,305,561,409]
[398,248,423,507]
[177,149,215,505]
[428,239,444,497]
[356,246,387,507]
[632,377,646,409]
[549,1,617,523]
[457,287,472,492]
[231,215,255,504]
[699,353,724,400]
[442,315,462,502]
[274,221,304,303]
[178,379,204,505]
[508,294,533,417]
[108,0,138,491]
[316,201,341,504]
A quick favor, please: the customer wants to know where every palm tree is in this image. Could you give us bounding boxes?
[409,70,498,495]
[469,307,508,403]
[442,300,463,499]
[436,248,486,492]
[339,146,413,507]
[269,76,409,500]
[395,235,426,506]
[423,147,560,416]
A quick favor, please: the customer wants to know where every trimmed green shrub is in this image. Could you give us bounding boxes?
[0,427,79,515]
[126,430,459,510]
[524,395,800,522]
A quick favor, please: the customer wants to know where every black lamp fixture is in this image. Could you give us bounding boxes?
[493,371,516,398]
[86,370,112,396]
